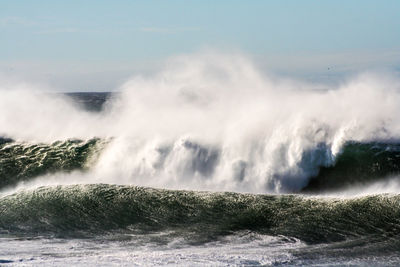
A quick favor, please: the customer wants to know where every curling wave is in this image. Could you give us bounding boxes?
[304,141,400,192]
[3,136,400,193]
[1,184,400,246]
[0,138,105,189]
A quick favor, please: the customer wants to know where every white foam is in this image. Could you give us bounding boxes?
[0,232,303,266]
[2,52,400,193]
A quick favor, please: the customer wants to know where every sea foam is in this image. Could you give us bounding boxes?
[1,52,400,193]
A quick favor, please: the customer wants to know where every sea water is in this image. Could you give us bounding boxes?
[1,53,400,266]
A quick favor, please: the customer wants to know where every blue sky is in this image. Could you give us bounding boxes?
[1,0,400,91]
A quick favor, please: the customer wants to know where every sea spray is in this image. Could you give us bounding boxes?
[92,53,400,193]
[2,53,400,266]
[2,53,400,193]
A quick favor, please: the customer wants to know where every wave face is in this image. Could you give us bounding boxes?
[2,138,400,194]
[1,184,400,246]
[0,138,104,189]
[304,141,400,192]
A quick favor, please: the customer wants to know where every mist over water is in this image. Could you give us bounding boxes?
[3,52,400,266]
[2,52,400,194]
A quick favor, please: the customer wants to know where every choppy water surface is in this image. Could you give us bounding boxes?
[2,54,400,265]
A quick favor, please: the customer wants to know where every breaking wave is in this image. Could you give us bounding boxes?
[1,184,400,247]
[1,52,400,194]
[0,138,105,189]
[2,138,400,194]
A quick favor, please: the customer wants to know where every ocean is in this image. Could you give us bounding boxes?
[2,56,400,266]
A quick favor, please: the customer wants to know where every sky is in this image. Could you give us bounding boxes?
[1,0,400,91]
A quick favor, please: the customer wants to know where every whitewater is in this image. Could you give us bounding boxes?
[1,52,400,265]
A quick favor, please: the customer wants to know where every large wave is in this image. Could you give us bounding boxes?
[2,138,400,194]
[2,184,400,248]
[0,138,105,189]
[2,52,400,193]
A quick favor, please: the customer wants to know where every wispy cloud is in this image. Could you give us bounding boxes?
[139,27,200,34]
[0,16,86,35]
[33,28,80,35]
[0,16,36,27]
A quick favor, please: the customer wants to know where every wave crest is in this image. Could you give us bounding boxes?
[2,53,400,193]
[2,184,400,245]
